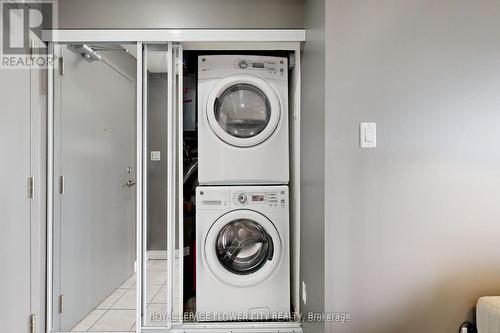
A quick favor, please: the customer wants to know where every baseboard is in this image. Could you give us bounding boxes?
[146,248,189,260]
[146,250,168,260]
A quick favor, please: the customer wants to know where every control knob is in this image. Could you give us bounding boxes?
[238,60,248,69]
[237,193,247,204]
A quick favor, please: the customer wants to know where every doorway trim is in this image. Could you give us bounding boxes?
[46,41,54,333]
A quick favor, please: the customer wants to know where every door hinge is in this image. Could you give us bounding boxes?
[59,56,64,76]
[58,294,64,314]
[28,177,34,199]
[29,314,36,333]
[59,176,65,194]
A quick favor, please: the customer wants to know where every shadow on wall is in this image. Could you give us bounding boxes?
[330,266,500,333]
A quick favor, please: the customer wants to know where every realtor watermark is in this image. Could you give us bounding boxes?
[1,0,57,69]
[148,311,352,323]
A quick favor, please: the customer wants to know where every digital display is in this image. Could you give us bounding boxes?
[252,195,265,202]
[252,62,265,68]
[203,200,222,206]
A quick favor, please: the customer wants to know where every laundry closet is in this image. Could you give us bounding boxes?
[44,32,304,333]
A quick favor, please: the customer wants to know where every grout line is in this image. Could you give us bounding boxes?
[87,275,136,331]
[108,292,135,311]
[97,288,128,310]
[147,284,164,306]
[88,309,137,332]
[75,260,171,332]
[126,274,136,290]
[128,320,136,332]
[85,309,108,332]
[101,288,129,311]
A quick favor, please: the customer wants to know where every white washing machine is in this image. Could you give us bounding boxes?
[198,55,289,185]
[196,186,290,321]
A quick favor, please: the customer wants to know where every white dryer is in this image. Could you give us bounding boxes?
[198,55,289,185]
[196,186,290,321]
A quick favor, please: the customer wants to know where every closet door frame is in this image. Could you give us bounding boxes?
[45,30,304,333]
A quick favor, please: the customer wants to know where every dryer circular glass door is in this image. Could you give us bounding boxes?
[204,210,282,287]
[206,74,281,147]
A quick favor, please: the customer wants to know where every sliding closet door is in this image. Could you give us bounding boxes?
[141,42,183,329]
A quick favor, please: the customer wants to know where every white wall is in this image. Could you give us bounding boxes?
[324,1,500,332]
[57,0,304,29]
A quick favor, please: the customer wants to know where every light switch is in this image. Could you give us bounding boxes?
[360,123,376,148]
[150,151,161,161]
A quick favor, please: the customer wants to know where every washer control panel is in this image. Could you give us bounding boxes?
[231,190,287,208]
[197,186,288,210]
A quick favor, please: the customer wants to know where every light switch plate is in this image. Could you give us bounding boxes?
[150,151,161,161]
[360,122,376,148]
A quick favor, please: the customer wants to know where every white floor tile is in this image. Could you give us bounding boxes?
[88,310,136,332]
[119,275,136,289]
[111,284,161,309]
[111,288,136,310]
[146,259,167,271]
[69,259,184,332]
[129,283,162,301]
[146,284,162,303]
[146,270,167,285]
[96,288,128,310]
[144,303,168,327]
[71,309,106,331]
[150,285,166,304]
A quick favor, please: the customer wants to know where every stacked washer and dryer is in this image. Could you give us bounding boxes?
[196,55,291,321]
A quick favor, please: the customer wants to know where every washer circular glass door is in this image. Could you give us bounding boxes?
[204,210,282,287]
[206,74,281,147]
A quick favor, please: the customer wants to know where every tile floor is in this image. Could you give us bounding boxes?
[71,259,179,332]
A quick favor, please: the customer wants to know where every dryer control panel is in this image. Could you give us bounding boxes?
[198,55,288,81]
[234,58,285,76]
